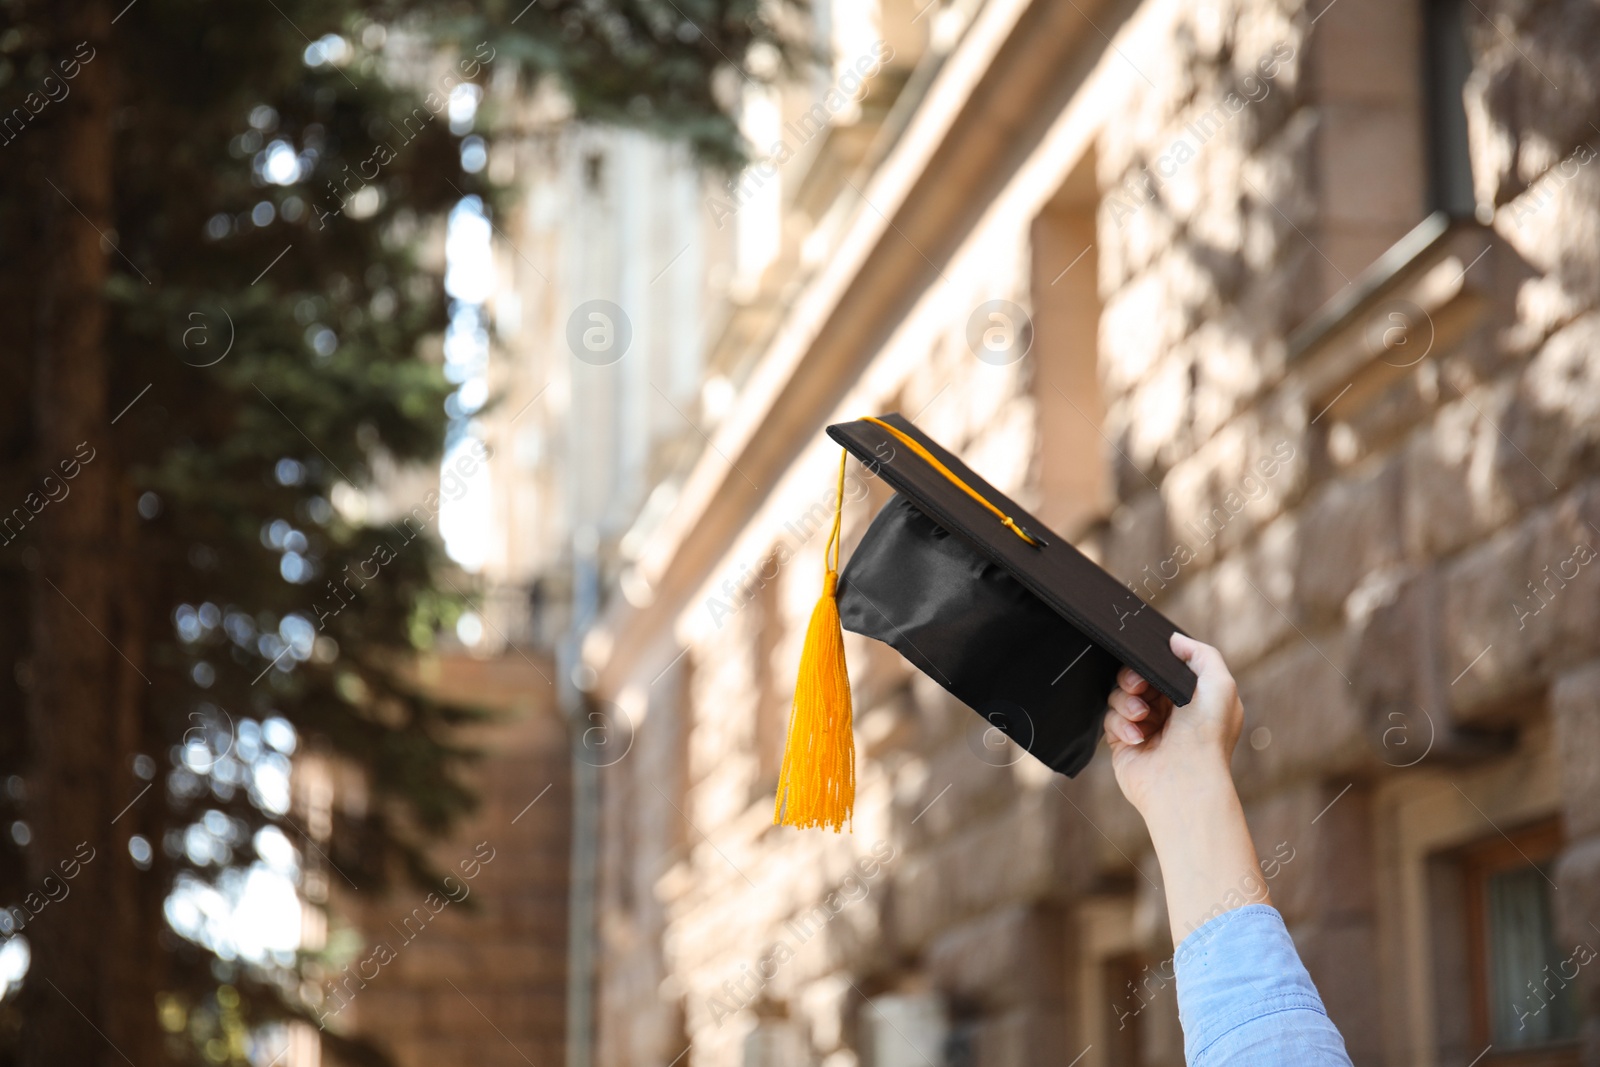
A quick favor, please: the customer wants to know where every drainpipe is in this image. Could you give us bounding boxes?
[563,531,602,1067]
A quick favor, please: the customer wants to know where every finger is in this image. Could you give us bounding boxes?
[1118,700,1168,746]
[1118,667,1149,694]
[1102,706,1145,746]
[1108,687,1149,723]
[1139,698,1173,738]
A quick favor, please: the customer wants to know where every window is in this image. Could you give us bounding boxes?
[1458,820,1580,1066]
[1030,153,1111,536]
[1422,0,1477,217]
[743,1016,803,1067]
[752,551,785,794]
[583,152,606,192]
[861,992,948,1067]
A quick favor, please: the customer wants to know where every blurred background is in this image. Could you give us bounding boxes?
[4,0,1600,1065]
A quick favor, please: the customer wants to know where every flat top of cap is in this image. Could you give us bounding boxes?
[827,413,1196,707]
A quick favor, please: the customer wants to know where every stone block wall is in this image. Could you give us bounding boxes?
[591,1,1600,1065]
[336,653,571,1067]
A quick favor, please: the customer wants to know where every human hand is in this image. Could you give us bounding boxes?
[1101,633,1244,818]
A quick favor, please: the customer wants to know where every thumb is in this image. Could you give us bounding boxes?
[1169,632,1236,708]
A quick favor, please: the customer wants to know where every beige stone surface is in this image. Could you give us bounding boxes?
[342,653,570,1067]
[573,1,1600,1065]
[1551,661,1600,840]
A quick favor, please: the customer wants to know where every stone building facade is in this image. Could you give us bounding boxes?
[320,652,570,1067]
[576,1,1600,1067]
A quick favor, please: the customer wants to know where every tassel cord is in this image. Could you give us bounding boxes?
[773,450,855,832]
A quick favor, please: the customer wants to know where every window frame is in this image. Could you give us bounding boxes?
[1457,817,1579,1067]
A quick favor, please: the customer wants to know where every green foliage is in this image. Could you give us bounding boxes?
[0,0,793,1062]
[394,0,806,168]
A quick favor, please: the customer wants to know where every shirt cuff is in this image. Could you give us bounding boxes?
[1175,905,1333,1065]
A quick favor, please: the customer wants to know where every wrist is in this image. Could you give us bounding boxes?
[1131,755,1236,828]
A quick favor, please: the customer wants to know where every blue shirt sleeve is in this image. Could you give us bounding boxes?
[1173,904,1354,1067]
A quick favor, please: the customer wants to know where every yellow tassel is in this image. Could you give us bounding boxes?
[774,450,855,832]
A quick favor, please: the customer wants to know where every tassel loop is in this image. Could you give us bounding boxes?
[774,450,855,832]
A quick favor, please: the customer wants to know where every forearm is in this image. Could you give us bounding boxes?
[1149,776,1355,1065]
[1139,764,1268,946]
[1107,640,1351,1066]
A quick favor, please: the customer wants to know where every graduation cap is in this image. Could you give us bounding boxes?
[774,414,1196,832]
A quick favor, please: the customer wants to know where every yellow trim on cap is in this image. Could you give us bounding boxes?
[859,416,1041,547]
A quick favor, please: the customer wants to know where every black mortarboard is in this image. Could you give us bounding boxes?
[773,413,1196,832]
